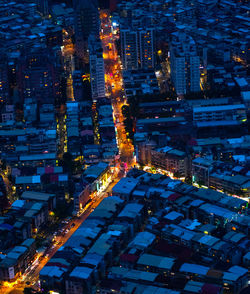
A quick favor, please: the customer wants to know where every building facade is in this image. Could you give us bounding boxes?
[89,36,106,100]
[170,31,200,95]
[73,0,100,62]
[121,29,139,70]
[121,28,156,70]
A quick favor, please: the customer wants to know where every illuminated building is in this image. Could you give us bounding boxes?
[123,69,159,99]
[66,101,81,158]
[120,28,156,70]
[74,162,111,213]
[137,144,190,178]
[73,0,100,62]
[89,36,106,100]
[0,57,9,104]
[121,29,139,70]
[193,104,247,138]
[17,48,61,105]
[0,239,36,282]
[170,31,200,95]
[138,28,156,69]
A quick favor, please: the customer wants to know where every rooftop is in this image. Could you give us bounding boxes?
[21,191,55,201]
[118,203,143,218]
[70,266,93,280]
[83,162,109,180]
[112,177,139,195]
[111,267,158,282]
[180,263,210,275]
[193,104,245,113]
[129,231,156,250]
[137,254,175,270]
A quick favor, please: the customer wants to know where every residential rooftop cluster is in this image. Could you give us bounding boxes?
[39,169,250,293]
[65,98,118,162]
[135,97,250,197]
[115,0,249,96]
[115,0,250,200]
[0,190,56,281]
[0,0,249,292]
[0,238,36,281]
[0,0,62,54]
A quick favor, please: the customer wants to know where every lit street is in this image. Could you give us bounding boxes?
[0,12,135,294]
[0,1,249,293]
[100,11,135,168]
[0,181,114,294]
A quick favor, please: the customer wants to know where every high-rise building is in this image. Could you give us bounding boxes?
[170,31,200,95]
[36,0,49,16]
[121,28,156,70]
[98,0,117,12]
[73,0,100,61]
[0,57,9,104]
[121,29,139,70]
[138,29,155,69]
[17,48,61,105]
[89,36,106,100]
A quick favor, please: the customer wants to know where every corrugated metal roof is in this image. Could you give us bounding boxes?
[138,254,175,270]
[70,266,93,279]
[180,263,209,275]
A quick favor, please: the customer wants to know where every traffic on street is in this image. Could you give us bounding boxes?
[0,10,136,294]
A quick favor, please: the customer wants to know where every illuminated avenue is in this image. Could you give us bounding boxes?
[0,1,249,294]
[100,11,135,168]
[0,8,134,294]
